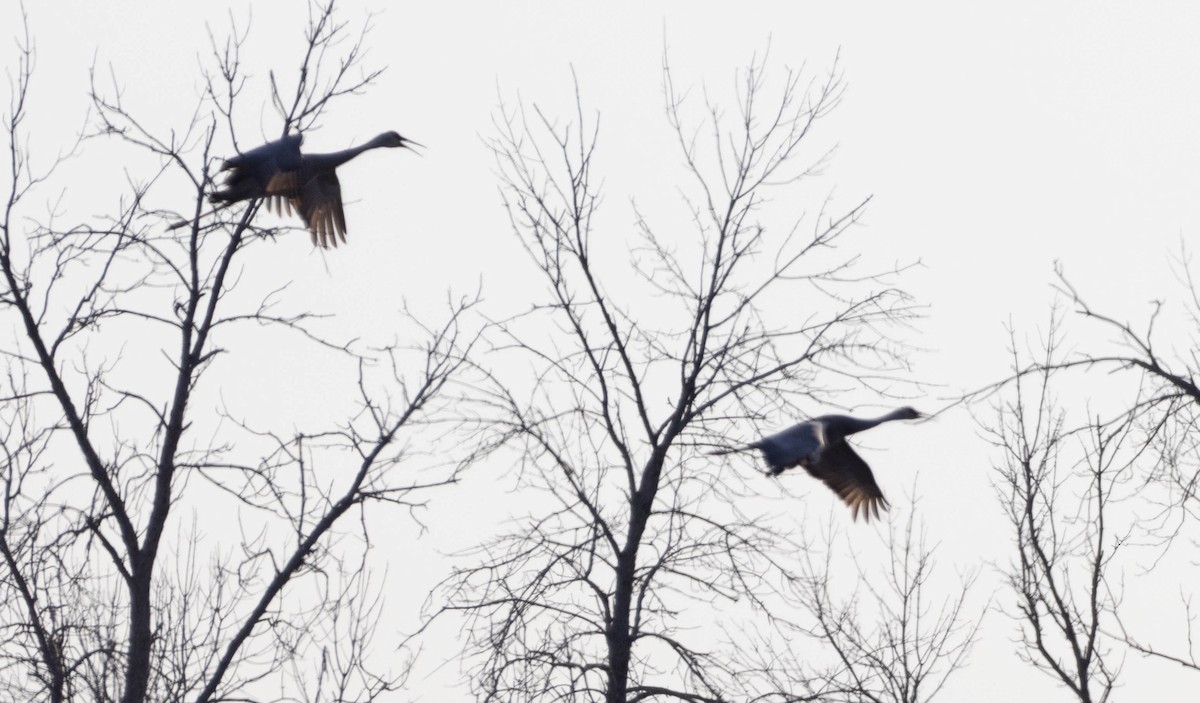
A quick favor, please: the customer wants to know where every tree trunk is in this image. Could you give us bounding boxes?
[121,565,153,703]
[606,547,636,703]
[606,455,665,703]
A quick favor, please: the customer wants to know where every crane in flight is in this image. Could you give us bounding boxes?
[172,131,421,247]
[711,407,922,522]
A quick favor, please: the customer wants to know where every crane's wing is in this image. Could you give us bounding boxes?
[802,441,889,522]
[756,421,823,475]
[221,134,302,172]
[294,171,347,248]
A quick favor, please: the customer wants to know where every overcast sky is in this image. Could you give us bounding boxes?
[6,1,1200,700]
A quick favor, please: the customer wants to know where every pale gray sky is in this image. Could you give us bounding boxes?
[6,1,1200,700]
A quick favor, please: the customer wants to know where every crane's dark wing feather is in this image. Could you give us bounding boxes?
[756,421,823,474]
[802,441,889,522]
[294,171,347,248]
[265,170,301,216]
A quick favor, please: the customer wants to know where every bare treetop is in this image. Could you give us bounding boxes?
[430,52,933,703]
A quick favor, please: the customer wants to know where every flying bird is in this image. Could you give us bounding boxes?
[199,130,421,247]
[711,407,922,522]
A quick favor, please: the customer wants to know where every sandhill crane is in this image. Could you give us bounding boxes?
[180,131,421,247]
[711,407,922,522]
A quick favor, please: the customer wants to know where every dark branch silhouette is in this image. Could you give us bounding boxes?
[779,508,984,703]
[0,3,474,702]
[980,257,1200,679]
[983,320,1137,703]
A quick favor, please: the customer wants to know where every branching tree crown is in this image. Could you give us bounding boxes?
[986,262,1200,692]
[0,3,476,702]
[426,53,957,703]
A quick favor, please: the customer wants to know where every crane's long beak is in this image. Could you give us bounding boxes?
[402,138,425,154]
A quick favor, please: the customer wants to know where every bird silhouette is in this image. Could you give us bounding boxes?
[711,407,922,522]
[202,131,421,247]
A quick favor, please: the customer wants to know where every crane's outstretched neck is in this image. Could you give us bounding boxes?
[303,133,396,171]
[828,406,921,437]
[707,442,760,457]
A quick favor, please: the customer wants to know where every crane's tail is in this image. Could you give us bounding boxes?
[167,202,233,231]
[706,443,759,457]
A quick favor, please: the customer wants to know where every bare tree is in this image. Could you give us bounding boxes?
[779,510,983,703]
[0,3,475,702]
[1048,262,1200,524]
[984,319,1146,703]
[430,53,926,702]
[982,257,1200,679]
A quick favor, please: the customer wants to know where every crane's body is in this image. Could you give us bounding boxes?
[753,420,824,472]
[202,130,421,247]
[212,134,303,204]
[712,407,922,522]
